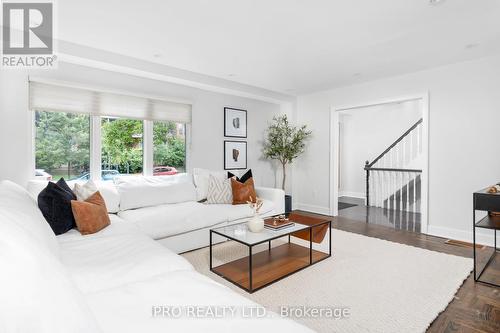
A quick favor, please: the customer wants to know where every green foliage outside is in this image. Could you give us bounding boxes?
[263,114,311,190]
[153,121,186,169]
[35,111,186,179]
[101,118,144,174]
[101,118,186,174]
[35,111,90,179]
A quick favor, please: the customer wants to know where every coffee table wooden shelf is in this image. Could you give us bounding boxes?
[210,214,331,293]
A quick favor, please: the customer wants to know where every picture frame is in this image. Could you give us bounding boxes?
[224,140,247,170]
[224,107,247,138]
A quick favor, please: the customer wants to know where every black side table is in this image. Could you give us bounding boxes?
[473,188,500,288]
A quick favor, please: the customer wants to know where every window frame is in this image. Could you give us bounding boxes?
[32,112,190,181]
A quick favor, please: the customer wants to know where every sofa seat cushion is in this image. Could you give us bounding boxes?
[216,199,274,221]
[57,214,139,243]
[117,200,275,240]
[58,230,193,294]
[85,270,311,333]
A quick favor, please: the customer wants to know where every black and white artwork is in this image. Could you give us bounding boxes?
[224,107,247,138]
[224,141,247,170]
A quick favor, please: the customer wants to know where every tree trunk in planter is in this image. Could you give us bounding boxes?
[281,162,286,191]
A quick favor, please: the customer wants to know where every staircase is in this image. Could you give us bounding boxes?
[364,118,423,215]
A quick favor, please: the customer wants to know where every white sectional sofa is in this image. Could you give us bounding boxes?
[27,173,285,253]
[0,179,311,333]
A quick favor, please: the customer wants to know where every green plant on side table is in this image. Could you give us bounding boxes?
[263,114,311,214]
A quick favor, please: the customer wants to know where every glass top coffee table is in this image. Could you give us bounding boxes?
[209,213,331,293]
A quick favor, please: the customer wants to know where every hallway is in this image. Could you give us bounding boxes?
[338,196,421,232]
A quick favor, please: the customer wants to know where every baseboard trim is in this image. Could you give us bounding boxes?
[295,203,331,216]
[427,225,495,247]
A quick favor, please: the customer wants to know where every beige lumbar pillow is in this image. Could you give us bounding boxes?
[73,180,98,201]
[206,174,233,204]
[193,168,226,201]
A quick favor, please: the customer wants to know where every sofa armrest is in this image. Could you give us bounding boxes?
[255,187,285,215]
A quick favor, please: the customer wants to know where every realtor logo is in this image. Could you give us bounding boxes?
[2,1,56,68]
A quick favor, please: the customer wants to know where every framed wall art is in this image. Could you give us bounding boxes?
[224,107,247,138]
[224,140,247,170]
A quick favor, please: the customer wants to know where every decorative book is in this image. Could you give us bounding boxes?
[264,217,294,230]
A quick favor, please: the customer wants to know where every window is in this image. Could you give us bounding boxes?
[101,117,144,179]
[34,111,91,181]
[30,81,191,181]
[153,121,186,175]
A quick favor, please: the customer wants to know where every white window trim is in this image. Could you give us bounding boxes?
[90,116,102,181]
[185,123,192,172]
[143,120,154,177]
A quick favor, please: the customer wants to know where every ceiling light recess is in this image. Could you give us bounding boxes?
[429,0,446,5]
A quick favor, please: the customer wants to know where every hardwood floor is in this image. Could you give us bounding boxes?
[295,210,500,333]
[338,196,422,232]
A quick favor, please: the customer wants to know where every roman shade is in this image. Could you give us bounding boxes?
[29,81,192,123]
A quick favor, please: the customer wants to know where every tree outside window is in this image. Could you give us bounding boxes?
[101,117,143,176]
[153,121,186,174]
[35,111,90,180]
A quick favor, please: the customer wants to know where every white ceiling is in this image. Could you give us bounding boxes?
[58,0,500,95]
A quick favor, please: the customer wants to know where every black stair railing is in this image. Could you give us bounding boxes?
[364,118,423,207]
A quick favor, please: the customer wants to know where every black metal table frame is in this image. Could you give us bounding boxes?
[473,214,499,288]
[209,220,332,293]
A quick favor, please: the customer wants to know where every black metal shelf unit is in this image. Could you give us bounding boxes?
[473,188,500,288]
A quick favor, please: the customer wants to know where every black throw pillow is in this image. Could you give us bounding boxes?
[38,178,77,235]
[56,177,74,195]
[228,169,253,183]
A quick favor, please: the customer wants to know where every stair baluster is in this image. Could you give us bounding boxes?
[364,118,423,218]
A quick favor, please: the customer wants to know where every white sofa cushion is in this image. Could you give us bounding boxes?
[27,180,121,213]
[192,168,226,201]
[0,212,101,333]
[0,180,59,258]
[85,270,311,333]
[115,174,197,211]
[58,230,193,293]
[117,200,275,240]
[93,181,121,213]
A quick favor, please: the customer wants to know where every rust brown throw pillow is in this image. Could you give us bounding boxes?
[231,177,257,205]
[71,191,110,235]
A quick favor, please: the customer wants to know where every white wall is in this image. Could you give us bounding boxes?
[0,62,291,190]
[295,54,500,244]
[339,100,421,197]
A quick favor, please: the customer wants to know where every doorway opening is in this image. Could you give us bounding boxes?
[330,94,429,233]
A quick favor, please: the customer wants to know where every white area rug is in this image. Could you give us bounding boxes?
[182,229,472,333]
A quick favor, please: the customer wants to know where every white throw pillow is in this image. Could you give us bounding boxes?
[0,213,101,333]
[206,174,233,204]
[192,168,226,201]
[73,180,98,201]
[0,180,60,258]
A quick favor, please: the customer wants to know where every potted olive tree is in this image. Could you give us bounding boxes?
[263,114,311,214]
